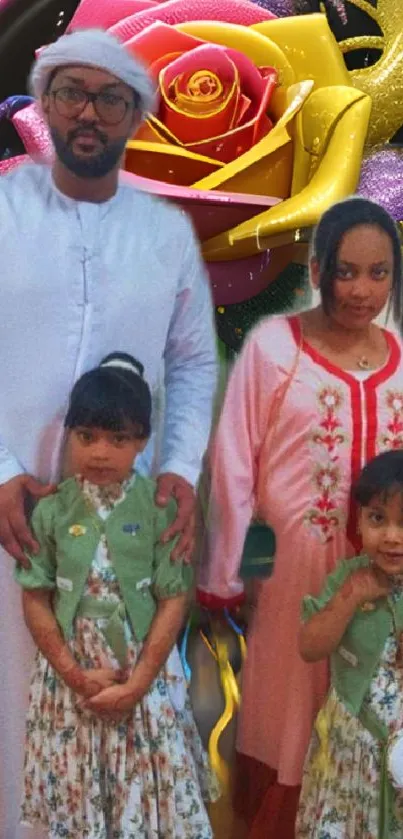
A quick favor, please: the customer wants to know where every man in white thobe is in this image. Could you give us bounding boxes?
[0,29,217,838]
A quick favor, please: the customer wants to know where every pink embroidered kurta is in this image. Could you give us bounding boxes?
[198,315,403,787]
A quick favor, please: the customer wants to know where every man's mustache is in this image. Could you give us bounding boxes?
[67,125,108,146]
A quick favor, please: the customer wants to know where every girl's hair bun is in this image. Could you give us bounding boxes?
[100,352,144,378]
[65,351,152,438]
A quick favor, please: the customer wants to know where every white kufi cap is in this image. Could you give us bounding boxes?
[29,28,156,121]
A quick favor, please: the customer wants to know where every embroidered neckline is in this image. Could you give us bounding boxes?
[76,472,135,512]
[288,315,400,387]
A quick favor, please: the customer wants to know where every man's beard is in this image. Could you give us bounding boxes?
[50,127,127,179]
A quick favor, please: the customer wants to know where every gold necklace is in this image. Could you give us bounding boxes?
[357,356,370,370]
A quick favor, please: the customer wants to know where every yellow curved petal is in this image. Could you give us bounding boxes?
[125,139,223,185]
[177,21,295,89]
[201,89,371,260]
[192,80,312,196]
[134,115,180,145]
[252,14,351,89]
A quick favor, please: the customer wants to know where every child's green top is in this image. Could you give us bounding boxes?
[15,475,193,642]
[303,555,403,716]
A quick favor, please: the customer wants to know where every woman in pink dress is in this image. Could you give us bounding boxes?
[198,197,403,838]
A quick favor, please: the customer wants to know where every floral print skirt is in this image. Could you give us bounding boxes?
[20,615,219,839]
[296,634,403,839]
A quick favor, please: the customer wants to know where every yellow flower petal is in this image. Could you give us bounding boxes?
[193,80,311,196]
[202,88,371,259]
[125,140,223,186]
[253,15,350,89]
[177,21,295,89]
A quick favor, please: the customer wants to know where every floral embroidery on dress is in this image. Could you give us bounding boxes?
[312,388,346,457]
[379,391,403,450]
[305,387,347,543]
[305,465,343,543]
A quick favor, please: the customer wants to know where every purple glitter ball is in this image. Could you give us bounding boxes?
[252,0,294,17]
[358,150,403,223]
[0,95,34,121]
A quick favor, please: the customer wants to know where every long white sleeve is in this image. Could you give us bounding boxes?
[160,217,218,487]
[0,442,25,486]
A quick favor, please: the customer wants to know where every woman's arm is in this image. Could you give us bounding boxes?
[84,593,188,714]
[22,589,120,697]
[300,568,390,662]
[198,326,280,607]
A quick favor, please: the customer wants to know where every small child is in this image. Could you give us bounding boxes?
[296,449,403,839]
[16,352,219,838]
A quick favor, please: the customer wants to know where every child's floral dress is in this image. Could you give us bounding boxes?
[20,478,219,839]
[297,580,403,839]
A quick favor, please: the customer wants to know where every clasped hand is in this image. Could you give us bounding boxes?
[77,667,140,721]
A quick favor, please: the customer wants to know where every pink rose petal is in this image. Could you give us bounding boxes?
[109,0,275,41]
[225,47,273,113]
[160,45,240,143]
[67,0,158,32]
[125,21,203,67]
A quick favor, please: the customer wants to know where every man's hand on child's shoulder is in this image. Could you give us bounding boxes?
[0,474,55,566]
[155,472,195,564]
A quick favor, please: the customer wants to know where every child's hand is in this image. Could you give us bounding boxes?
[345,567,390,607]
[72,667,125,699]
[81,684,139,720]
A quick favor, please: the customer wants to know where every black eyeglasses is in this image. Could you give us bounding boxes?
[51,86,132,126]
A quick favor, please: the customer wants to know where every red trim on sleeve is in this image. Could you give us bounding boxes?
[196,588,245,611]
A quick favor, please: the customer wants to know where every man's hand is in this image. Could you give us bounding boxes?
[156,472,195,563]
[0,474,55,566]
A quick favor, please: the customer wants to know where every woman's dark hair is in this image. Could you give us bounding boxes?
[65,352,151,439]
[311,197,403,323]
[354,450,403,507]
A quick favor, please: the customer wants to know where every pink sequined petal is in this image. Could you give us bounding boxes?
[0,155,30,176]
[11,104,52,160]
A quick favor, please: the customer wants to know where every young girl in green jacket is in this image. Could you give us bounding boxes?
[297,449,403,839]
[15,352,218,838]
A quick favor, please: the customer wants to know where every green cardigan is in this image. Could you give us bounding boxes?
[303,555,403,717]
[15,476,193,642]
[303,556,403,839]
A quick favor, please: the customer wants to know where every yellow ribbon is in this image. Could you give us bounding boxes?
[200,623,244,794]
